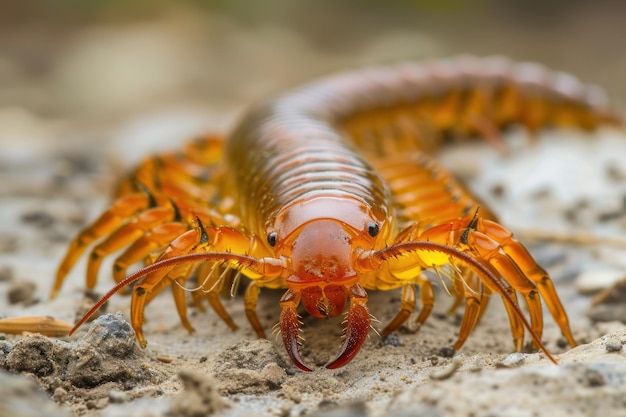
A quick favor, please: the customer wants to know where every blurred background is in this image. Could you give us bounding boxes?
[1,0,626,160]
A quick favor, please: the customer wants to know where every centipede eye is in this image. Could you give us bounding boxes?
[267,232,277,247]
[367,222,379,237]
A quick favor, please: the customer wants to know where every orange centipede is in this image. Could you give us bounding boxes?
[52,56,621,371]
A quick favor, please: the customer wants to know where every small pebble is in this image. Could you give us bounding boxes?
[156,355,174,364]
[605,340,623,353]
[108,390,128,403]
[52,387,68,403]
[429,357,463,381]
[7,281,37,305]
[496,352,526,368]
[439,346,455,358]
[382,333,402,347]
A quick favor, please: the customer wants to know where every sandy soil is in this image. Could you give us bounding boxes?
[2,3,626,417]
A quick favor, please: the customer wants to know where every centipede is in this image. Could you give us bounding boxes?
[51,56,621,371]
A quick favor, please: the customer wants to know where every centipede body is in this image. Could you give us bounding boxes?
[53,55,620,370]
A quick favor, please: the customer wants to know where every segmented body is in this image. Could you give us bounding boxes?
[54,56,620,370]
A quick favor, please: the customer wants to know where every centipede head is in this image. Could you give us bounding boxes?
[269,197,389,371]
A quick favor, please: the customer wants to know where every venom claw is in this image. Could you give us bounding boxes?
[326,300,370,369]
[280,306,314,372]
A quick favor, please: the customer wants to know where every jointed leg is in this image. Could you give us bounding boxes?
[244,281,266,338]
[381,275,435,336]
[414,276,435,329]
[87,206,177,289]
[452,275,492,352]
[479,219,576,347]
[206,292,238,331]
[112,223,188,284]
[415,214,570,351]
[52,193,163,298]
[381,284,416,336]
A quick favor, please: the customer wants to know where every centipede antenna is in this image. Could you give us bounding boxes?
[69,251,264,336]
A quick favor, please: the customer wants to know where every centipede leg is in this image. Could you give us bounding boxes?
[452,294,482,352]
[501,287,525,352]
[447,265,492,352]
[420,217,546,351]
[479,219,577,347]
[130,283,152,348]
[467,230,545,350]
[381,284,416,336]
[244,281,266,338]
[112,223,189,284]
[130,261,196,347]
[206,292,238,331]
[382,273,437,336]
[468,116,509,155]
[190,263,213,312]
[126,227,207,346]
[448,268,467,314]
[144,224,257,334]
[52,193,159,298]
[170,281,194,333]
[414,276,435,329]
[144,229,240,334]
[87,206,177,289]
